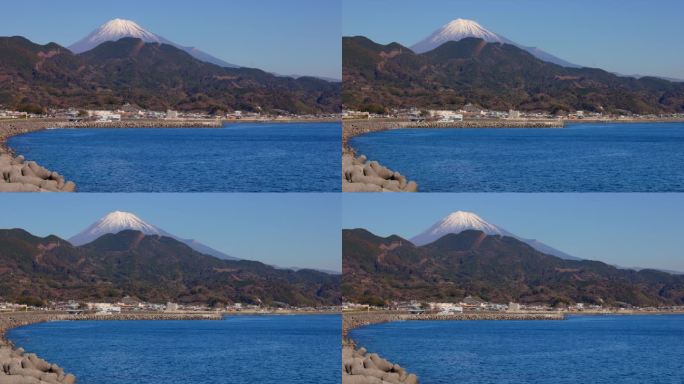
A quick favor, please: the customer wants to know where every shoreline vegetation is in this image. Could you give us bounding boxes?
[0,118,337,192]
[342,311,564,384]
[0,311,221,384]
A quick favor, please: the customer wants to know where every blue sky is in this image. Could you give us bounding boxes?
[343,193,684,272]
[344,0,684,79]
[0,0,341,79]
[0,194,341,272]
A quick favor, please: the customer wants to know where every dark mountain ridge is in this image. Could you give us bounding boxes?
[342,228,684,307]
[0,228,340,307]
[0,36,340,114]
[342,36,684,114]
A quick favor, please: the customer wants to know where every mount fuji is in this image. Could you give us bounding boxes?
[410,211,579,260]
[410,18,579,68]
[68,18,238,68]
[69,211,237,260]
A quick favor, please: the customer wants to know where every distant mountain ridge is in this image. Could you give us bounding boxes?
[342,35,684,114]
[0,228,340,306]
[0,36,340,113]
[342,228,684,307]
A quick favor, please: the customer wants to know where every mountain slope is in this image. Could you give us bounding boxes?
[69,211,236,260]
[0,36,340,113]
[410,211,578,260]
[342,228,684,307]
[69,18,238,68]
[0,229,340,306]
[342,36,684,114]
[411,18,578,68]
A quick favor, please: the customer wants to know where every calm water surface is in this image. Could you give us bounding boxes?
[7,122,340,192]
[7,315,340,384]
[350,315,684,384]
[350,123,684,191]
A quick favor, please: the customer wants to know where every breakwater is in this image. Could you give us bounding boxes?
[342,119,563,193]
[0,119,222,192]
[342,311,565,384]
[0,311,221,383]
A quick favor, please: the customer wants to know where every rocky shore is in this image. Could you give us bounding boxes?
[342,119,563,192]
[342,153,417,192]
[343,341,418,384]
[342,311,565,383]
[0,119,222,192]
[0,311,221,383]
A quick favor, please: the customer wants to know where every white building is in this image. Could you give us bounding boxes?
[87,302,121,314]
[508,110,521,119]
[430,302,464,314]
[428,110,463,122]
[166,109,179,119]
[507,302,521,312]
[87,110,121,122]
[165,302,179,312]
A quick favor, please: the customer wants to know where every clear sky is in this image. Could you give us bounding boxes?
[0,0,341,79]
[343,193,684,272]
[0,193,341,273]
[343,0,684,79]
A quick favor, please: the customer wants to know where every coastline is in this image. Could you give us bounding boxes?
[342,118,563,193]
[0,119,223,192]
[0,118,334,193]
[0,311,221,383]
[342,311,564,384]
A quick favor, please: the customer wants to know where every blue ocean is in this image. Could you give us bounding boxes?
[7,315,340,384]
[349,123,684,192]
[7,122,340,192]
[350,315,684,384]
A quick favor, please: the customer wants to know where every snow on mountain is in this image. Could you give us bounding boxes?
[410,211,579,260]
[410,18,579,68]
[68,18,238,68]
[68,211,237,260]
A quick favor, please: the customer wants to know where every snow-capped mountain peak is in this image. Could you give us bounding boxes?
[68,211,236,260]
[410,18,579,68]
[69,19,165,53]
[410,211,507,246]
[68,19,238,68]
[411,18,508,54]
[69,211,165,245]
[438,18,506,42]
[410,210,580,260]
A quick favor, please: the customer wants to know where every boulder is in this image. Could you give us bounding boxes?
[27,162,51,179]
[0,183,40,192]
[61,181,76,192]
[8,175,44,187]
[10,155,24,165]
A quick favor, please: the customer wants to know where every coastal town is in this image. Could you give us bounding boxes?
[342,105,684,123]
[0,105,340,123]
[0,298,340,316]
[343,298,684,315]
